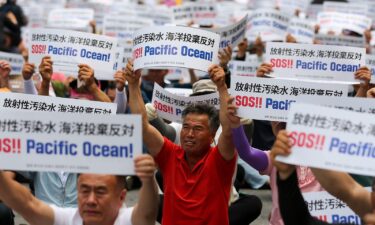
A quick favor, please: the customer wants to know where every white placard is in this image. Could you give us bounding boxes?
[318,12,372,35]
[230,76,348,122]
[265,42,366,83]
[314,34,366,48]
[210,15,247,49]
[0,92,117,115]
[132,26,220,72]
[229,60,259,77]
[164,87,192,97]
[0,111,141,175]
[366,54,375,84]
[248,8,289,41]
[151,83,219,123]
[323,1,367,15]
[276,0,310,16]
[29,28,118,79]
[287,18,315,44]
[103,16,153,46]
[47,8,94,31]
[0,52,24,75]
[277,103,375,176]
[303,189,371,224]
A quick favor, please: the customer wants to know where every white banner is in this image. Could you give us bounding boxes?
[303,189,370,224]
[229,60,259,77]
[47,8,94,31]
[210,15,247,49]
[248,8,289,41]
[278,103,375,176]
[230,76,348,122]
[0,92,117,115]
[29,28,118,79]
[151,83,219,123]
[287,18,315,44]
[323,1,367,15]
[0,111,141,175]
[265,42,366,83]
[103,16,153,46]
[366,54,375,84]
[318,12,372,35]
[314,34,366,48]
[0,52,24,75]
[132,26,220,72]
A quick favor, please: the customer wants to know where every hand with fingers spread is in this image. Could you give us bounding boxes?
[134,154,157,184]
[270,130,295,180]
[78,64,96,89]
[219,45,232,70]
[39,56,53,82]
[236,38,248,58]
[22,62,35,80]
[124,59,141,86]
[226,97,241,129]
[208,64,226,89]
[367,88,375,98]
[0,60,11,78]
[256,62,273,77]
[114,70,126,92]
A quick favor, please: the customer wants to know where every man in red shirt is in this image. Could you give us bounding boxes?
[126,60,237,225]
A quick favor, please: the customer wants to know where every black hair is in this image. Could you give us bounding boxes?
[182,103,220,135]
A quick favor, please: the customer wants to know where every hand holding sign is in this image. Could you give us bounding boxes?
[237,38,248,59]
[78,64,95,90]
[0,60,11,78]
[270,130,295,180]
[114,70,126,92]
[39,56,53,83]
[22,62,35,81]
[367,88,375,98]
[219,46,232,70]
[208,64,226,89]
[226,97,241,129]
[134,154,157,183]
[125,59,141,87]
[256,62,273,77]
[354,66,371,86]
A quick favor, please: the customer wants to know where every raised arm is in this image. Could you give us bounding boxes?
[22,62,38,95]
[208,64,235,160]
[132,154,159,225]
[38,56,53,96]
[125,59,164,156]
[0,171,54,225]
[114,70,128,113]
[311,168,372,218]
[78,64,111,102]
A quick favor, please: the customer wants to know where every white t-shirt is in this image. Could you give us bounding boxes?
[51,205,133,225]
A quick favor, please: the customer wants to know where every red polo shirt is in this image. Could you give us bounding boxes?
[155,137,237,225]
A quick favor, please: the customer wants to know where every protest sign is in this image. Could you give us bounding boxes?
[276,0,310,16]
[210,15,247,49]
[132,26,220,72]
[29,28,118,80]
[323,1,367,15]
[0,111,141,175]
[314,34,366,48]
[0,52,24,75]
[265,42,366,83]
[230,76,348,122]
[47,8,94,31]
[103,16,153,46]
[287,18,315,44]
[318,12,371,35]
[306,4,323,20]
[366,54,375,84]
[151,83,219,123]
[248,8,289,41]
[229,60,259,77]
[0,92,117,115]
[277,103,375,176]
[303,188,371,224]
[164,87,192,97]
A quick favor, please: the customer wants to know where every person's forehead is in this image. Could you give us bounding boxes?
[183,113,209,125]
[78,174,117,187]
